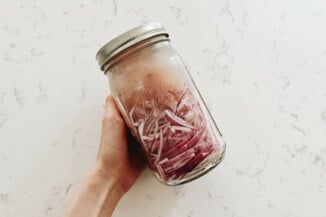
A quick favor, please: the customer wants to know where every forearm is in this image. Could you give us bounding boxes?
[62,167,125,217]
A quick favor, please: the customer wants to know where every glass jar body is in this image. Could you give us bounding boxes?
[105,41,225,185]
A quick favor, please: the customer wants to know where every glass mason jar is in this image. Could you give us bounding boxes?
[96,23,226,185]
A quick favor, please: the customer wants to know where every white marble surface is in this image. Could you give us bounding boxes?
[1,0,326,216]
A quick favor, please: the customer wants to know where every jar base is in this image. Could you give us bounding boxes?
[154,147,226,186]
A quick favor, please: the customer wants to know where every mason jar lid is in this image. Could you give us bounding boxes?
[96,22,169,71]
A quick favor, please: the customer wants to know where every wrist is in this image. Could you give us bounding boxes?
[92,162,127,196]
[62,164,125,217]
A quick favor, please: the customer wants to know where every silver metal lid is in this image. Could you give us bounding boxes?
[96,22,169,71]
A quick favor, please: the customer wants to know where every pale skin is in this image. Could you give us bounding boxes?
[61,96,145,217]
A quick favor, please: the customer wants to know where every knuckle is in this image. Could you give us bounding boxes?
[105,96,112,105]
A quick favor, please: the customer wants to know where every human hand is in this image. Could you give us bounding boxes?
[61,96,145,217]
[95,95,146,193]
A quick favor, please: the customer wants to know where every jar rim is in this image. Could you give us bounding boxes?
[96,22,169,71]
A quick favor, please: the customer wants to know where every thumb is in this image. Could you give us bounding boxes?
[98,96,127,156]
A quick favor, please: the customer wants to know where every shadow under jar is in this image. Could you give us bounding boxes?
[96,23,226,186]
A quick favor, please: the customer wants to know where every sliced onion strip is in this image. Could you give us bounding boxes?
[165,110,197,130]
